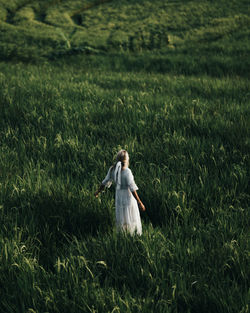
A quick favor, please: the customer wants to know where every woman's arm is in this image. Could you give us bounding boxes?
[132,190,146,211]
[94,184,105,198]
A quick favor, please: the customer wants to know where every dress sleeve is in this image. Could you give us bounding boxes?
[102,167,113,188]
[127,169,138,192]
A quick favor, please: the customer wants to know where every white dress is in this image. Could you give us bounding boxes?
[102,165,142,235]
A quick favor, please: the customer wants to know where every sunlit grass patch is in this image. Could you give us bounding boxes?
[12,6,35,23]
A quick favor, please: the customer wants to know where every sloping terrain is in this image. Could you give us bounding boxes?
[0,0,249,64]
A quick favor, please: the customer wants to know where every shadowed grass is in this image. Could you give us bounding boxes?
[0,58,249,312]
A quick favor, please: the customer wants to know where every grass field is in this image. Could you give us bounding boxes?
[0,0,249,312]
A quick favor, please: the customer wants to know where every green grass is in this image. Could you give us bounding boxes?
[0,0,250,67]
[0,0,250,312]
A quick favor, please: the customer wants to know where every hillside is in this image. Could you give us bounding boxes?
[0,0,250,75]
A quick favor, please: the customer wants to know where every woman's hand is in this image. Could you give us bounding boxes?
[94,184,105,198]
[132,190,146,211]
[138,201,146,212]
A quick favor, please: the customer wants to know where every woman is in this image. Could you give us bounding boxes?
[95,149,145,235]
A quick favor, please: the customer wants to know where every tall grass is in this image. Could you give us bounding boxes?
[0,0,249,312]
[0,57,249,312]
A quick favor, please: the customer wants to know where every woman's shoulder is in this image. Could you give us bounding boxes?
[123,167,133,176]
[123,167,131,172]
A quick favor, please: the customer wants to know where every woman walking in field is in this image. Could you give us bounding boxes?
[94,149,145,235]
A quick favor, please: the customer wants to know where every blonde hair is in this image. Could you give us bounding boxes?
[114,149,129,169]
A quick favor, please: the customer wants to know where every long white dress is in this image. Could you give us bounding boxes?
[102,164,142,235]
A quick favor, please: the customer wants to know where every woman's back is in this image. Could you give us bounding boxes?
[95,149,145,235]
[109,167,138,192]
